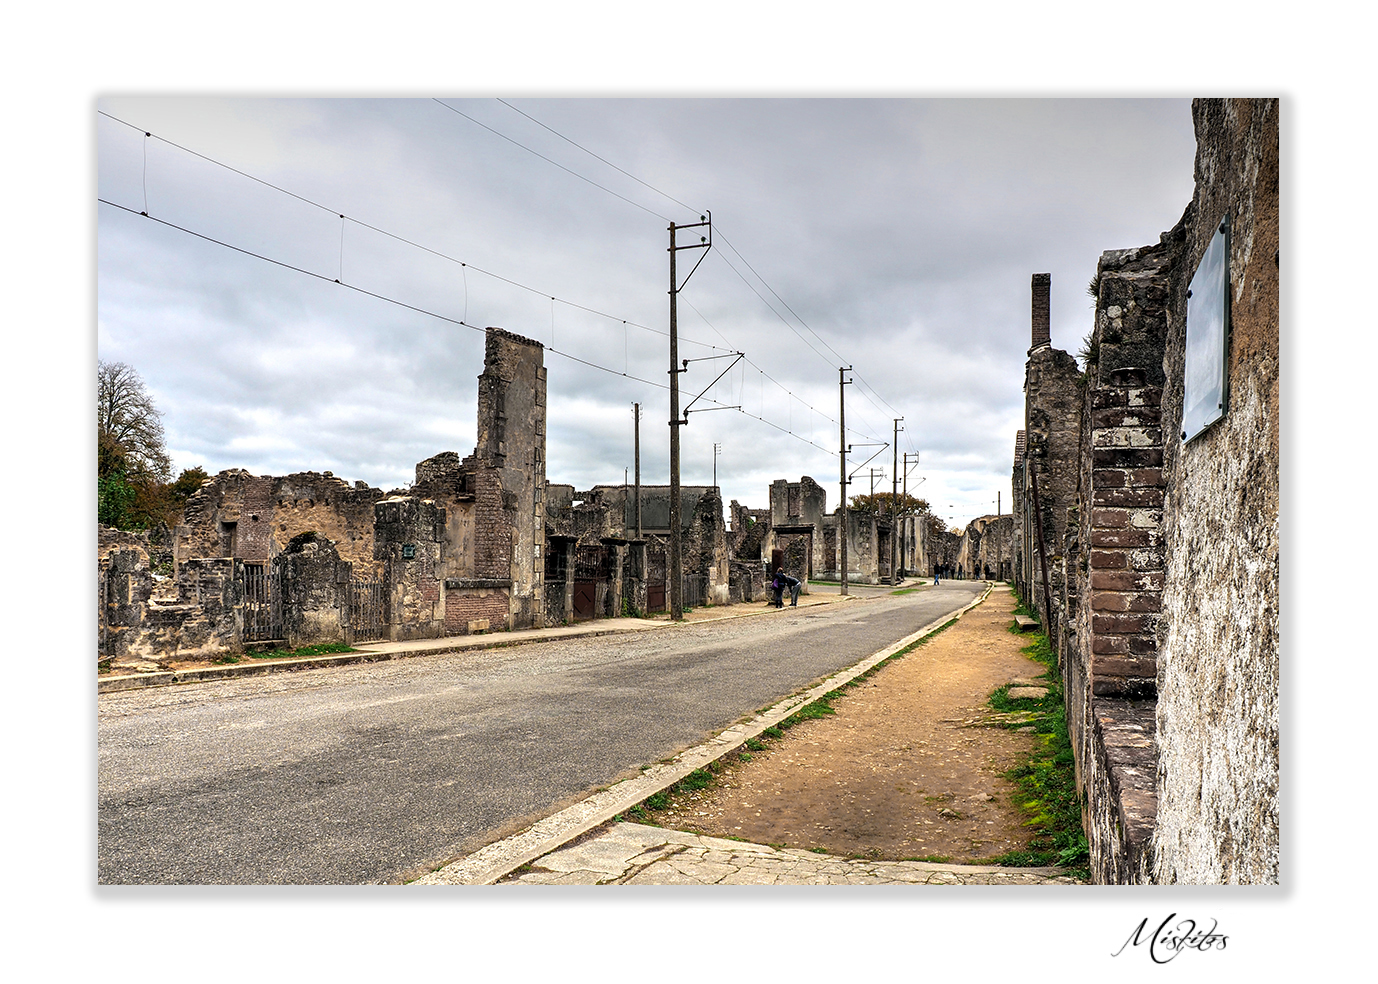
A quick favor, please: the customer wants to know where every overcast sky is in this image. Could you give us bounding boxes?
[97,97,1197,529]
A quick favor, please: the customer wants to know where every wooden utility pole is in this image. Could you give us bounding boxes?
[901,450,917,580]
[839,366,851,597]
[633,403,641,540]
[891,418,903,585]
[667,214,711,621]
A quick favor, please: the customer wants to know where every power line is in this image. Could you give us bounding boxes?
[102,106,889,455]
[432,99,675,222]
[446,100,910,428]
[98,109,735,358]
[99,196,840,459]
[497,98,699,215]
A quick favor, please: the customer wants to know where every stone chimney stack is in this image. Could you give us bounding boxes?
[1031,273,1051,350]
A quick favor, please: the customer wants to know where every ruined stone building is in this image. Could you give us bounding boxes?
[1013,98,1279,884]
[750,475,912,587]
[955,514,1014,581]
[763,476,826,591]
[101,325,766,666]
[102,328,551,664]
[541,482,733,617]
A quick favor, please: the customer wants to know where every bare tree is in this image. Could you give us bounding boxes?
[98,360,171,482]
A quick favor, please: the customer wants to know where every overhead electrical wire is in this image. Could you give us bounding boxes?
[98,110,734,358]
[482,98,908,440]
[103,109,875,446]
[98,196,840,458]
[431,99,673,222]
[101,107,886,454]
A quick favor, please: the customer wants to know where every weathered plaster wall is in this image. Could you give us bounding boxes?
[1153,98,1280,885]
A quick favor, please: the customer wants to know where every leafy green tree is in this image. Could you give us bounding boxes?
[98,473,137,528]
[847,492,931,516]
[168,465,210,504]
[98,361,187,530]
[98,361,171,483]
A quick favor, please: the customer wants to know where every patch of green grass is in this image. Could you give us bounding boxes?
[890,587,919,595]
[214,654,242,664]
[1009,584,1038,620]
[981,629,1088,877]
[248,642,355,661]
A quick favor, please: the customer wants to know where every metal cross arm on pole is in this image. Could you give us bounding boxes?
[668,212,712,291]
[846,442,888,483]
[680,352,744,420]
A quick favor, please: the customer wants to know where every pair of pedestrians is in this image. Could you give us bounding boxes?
[771,567,801,608]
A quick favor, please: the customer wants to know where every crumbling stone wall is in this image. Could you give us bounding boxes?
[833,506,880,583]
[683,488,730,604]
[179,469,385,576]
[1014,98,1279,886]
[957,515,1014,581]
[374,496,446,641]
[1019,274,1083,649]
[769,478,826,551]
[278,532,349,648]
[475,328,548,629]
[1153,98,1279,885]
[728,498,769,574]
[1012,430,1027,591]
[1067,229,1178,884]
[99,525,245,667]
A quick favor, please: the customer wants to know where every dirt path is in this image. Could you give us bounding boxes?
[650,585,1047,862]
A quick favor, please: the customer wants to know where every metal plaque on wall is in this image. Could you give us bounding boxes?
[1183,215,1231,442]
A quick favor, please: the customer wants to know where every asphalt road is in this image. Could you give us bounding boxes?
[98,579,986,884]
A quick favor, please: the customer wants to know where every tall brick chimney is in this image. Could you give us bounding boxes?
[1031,273,1051,350]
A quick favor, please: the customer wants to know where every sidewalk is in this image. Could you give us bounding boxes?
[411,581,1080,886]
[97,583,867,693]
[495,822,1079,885]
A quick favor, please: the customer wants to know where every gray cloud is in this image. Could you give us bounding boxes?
[97,96,1195,525]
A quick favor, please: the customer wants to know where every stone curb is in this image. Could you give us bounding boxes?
[97,589,870,693]
[412,582,994,886]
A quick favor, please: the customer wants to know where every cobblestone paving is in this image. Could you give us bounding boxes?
[500,822,1082,885]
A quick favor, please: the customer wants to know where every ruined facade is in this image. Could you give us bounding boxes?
[179,469,386,576]
[1013,98,1279,884]
[1015,272,1084,647]
[762,476,827,591]
[101,328,552,664]
[956,514,1014,581]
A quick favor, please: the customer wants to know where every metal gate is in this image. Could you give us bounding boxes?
[573,545,607,619]
[345,580,385,643]
[240,563,282,642]
[646,546,666,613]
